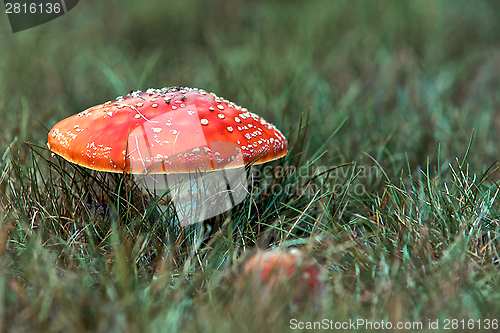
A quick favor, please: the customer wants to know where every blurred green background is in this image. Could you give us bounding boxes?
[2,0,500,172]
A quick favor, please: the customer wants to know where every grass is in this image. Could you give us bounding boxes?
[2,0,500,331]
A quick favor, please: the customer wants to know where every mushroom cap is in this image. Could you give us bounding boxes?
[243,249,321,291]
[47,87,288,174]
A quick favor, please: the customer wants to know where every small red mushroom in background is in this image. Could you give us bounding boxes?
[47,87,288,225]
[241,249,324,305]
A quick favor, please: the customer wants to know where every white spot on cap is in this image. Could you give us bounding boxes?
[227,126,233,132]
[187,110,196,115]
[201,119,209,125]
[209,106,215,111]
[152,127,162,133]
[218,114,225,119]
[172,106,178,110]
[217,104,224,110]
[136,103,144,107]
[152,104,158,108]
[235,117,241,123]
[135,114,141,119]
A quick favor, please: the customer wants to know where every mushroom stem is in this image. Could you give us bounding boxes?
[135,167,249,226]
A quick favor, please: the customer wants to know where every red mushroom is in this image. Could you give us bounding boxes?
[48,86,287,174]
[48,87,288,225]
[241,249,324,305]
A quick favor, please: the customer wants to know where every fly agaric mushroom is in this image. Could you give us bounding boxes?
[48,86,288,225]
[241,249,323,304]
